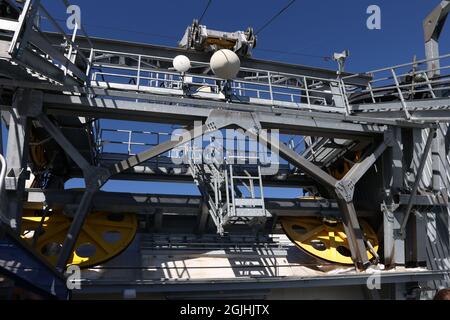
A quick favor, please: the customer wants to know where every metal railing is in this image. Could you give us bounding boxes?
[88,48,351,114]
[4,0,93,84]
[344,53,450,117]
[98,127,279,166]
[97,128,176,168]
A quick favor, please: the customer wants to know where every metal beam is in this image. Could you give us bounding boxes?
[109,124,209,177]
[400,128,437,235]
[335,199,370,269]
[336,137,391,202]
[424,0,450,77]
[4,90,32,232]
[23,189,376,218]
[76,271,446,294]
[55,189,95,271]
[0,78,418,129]
[37,114,91,172]
[37,113,108,270]
[36,93,386,139]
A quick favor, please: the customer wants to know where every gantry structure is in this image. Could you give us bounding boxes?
[0,0,450,299]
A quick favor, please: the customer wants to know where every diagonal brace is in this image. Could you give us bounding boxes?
[37,113,107,270]
[108,110,239,178]
[247,120,393,270]
[335,134,392,202]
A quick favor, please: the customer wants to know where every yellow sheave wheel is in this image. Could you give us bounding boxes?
[21,210,137,268]
[281,217,379,265]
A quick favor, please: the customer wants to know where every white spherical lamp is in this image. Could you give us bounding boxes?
[173,55,191,73]
[210,49,241,79]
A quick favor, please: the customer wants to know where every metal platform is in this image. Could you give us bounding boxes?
[0,0,450,300]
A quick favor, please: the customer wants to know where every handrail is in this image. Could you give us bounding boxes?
[0,153,7,225]
[0,154,6,193]
[89,48,349,113]
[5,0,94,84]
[343,53,450,80]
[344,52,450,115]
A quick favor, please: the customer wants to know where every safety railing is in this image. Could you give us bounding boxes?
[0,154,6,192]
[88,48,351,114]
[344,53,450,117]
[4,0,93,84]
[97,127,279,167]
[96,128,175,168]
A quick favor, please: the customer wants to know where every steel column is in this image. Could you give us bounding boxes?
[400,128,437,235]
[4,90,32,232]
[381,127,405,267]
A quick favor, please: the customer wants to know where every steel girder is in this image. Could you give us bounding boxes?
[41,33,371,87]
[0,85,388,270]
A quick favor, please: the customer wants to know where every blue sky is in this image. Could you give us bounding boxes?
[44,0,450,70]
[2,0,450,197]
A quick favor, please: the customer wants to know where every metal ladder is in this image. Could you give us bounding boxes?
[223,163,269,226]
[188,147,270,234]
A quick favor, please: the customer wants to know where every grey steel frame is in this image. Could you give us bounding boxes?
[0,0,449,298]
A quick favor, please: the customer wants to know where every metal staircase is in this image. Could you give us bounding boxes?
[0,0,92,85]
[189,148,269,234]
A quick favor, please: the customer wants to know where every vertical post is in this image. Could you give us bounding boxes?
[229,164,236,217]
[224,166,230,216]
[0,114,3,155]
[66,20,79,66]
[153,209,163,232]
[339,79,351,115]
[196,201,209,234]
[423,0,449,78]
[303,76,311,109]
[4,90,34,233]
[425,40,441,78]
[267,72,274,105]
[258,165,266,213]
[85,48,94,83]
[382,127,405,267]
[127,130,132,155]
[137,55,142,90]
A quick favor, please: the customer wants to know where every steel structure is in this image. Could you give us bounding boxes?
[0,0,449,299]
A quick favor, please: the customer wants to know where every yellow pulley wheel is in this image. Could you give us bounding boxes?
[21,210,137,268]
[281,217,379,265]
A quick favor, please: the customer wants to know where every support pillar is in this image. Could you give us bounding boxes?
[381,127,405,267]
[4,89,37,232]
